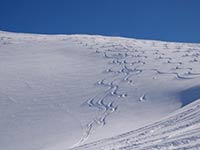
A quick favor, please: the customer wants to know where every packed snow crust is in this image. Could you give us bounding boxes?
[0,31,200,150]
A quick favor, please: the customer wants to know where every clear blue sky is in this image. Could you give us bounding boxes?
[0,0,200,43]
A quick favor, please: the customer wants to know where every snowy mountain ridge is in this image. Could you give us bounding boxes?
[0,31,200,150]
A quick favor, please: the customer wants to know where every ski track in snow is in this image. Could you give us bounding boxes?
[71,99,200,150]
[70,36,200,147]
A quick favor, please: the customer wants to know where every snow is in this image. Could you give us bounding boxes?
[72,99,200,150]
[0,31,200,150]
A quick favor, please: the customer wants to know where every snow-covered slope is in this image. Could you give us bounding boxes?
[0,31,200,150]
[71,99,200,150]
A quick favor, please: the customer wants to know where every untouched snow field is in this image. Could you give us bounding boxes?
[0,31,200,150]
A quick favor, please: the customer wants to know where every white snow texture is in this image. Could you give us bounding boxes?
[0,31,200,150]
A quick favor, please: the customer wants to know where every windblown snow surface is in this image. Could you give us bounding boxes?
[1,31,200,150]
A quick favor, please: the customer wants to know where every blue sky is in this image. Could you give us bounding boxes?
[0,0,200,43]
